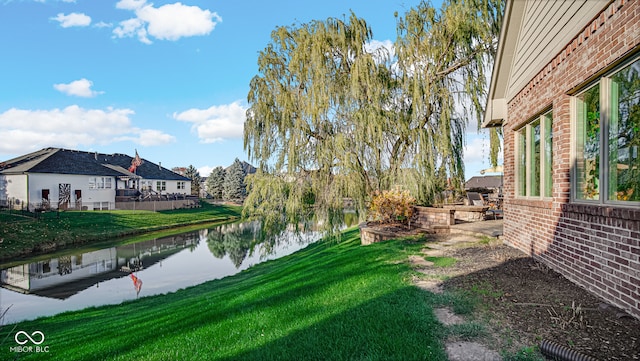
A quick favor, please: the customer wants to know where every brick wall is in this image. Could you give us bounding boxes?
[503,0,640,318]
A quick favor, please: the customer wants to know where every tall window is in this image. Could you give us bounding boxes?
[574,57,639,204]
[516,110,553,198]
[575,84,600,200]
[517,128,527,196]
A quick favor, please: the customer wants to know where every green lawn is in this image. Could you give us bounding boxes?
[0,202,242,259]
[0,229,449,361]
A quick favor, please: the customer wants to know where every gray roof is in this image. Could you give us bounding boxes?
[465,175,503,189]
[225,161,257,175]
[0,148,189,181]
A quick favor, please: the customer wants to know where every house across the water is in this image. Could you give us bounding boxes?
[0,148,193,212]
[484,0,640,318]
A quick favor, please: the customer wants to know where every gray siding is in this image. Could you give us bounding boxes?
[507,0,607,99]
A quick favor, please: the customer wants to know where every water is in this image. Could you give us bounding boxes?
[0,221,323,324]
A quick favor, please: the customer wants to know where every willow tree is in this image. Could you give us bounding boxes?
[244,0,503,231]
[393,0,503,201]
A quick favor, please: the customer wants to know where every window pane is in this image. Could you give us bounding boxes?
[609,59,640,202]
[576,84,600,200]
[544,113,553,197]
[517,129,527,196]
[530,120,541,197]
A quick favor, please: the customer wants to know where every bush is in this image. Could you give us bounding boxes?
[368,188,416,225]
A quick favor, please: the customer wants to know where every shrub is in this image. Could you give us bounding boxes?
[368,188,416,225]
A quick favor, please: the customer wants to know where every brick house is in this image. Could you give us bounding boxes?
[484,0,640,318]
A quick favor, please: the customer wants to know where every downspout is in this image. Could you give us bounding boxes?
[540,339,598,361]
[26,173,30,212]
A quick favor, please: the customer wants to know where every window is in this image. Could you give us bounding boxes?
[515,111,553,198]
[177,181,185,190]
[141,180,153,191]
[156,181,166,191]
[89,177,112,189]
[574,57,640,203]
[93,202,109,211]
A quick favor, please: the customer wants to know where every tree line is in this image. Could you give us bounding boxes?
[179,159,249,203]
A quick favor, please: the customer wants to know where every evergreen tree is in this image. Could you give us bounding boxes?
[206,166,226,200]
[223,159,246,202]
[185,165,201,196]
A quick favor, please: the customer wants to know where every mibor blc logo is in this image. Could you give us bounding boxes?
[10,330,49,353]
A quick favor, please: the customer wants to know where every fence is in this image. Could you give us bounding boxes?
[0,196,199,214]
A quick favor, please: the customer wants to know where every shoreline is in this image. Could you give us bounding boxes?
[0,202,242,261]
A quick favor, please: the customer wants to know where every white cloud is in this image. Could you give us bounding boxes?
[94,21,113,29]
[53,78,104,98]
[365,39,394,57]
[51,12,91,28]
[112,18,150,44]
[463,136,489,164]
[463,132,504,177]
[0,106,174,154]
[115,0,146,10]
[174,101,246,143]
[113,1,221,44]
[198,165,213,177]
[134,129,177,146]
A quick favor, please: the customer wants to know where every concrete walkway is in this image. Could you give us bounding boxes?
[450,219,503,238]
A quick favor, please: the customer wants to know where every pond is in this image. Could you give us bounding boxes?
[0,221,327,324]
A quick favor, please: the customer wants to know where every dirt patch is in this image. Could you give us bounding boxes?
[416,235,640,360]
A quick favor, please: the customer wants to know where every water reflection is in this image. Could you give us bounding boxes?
[0,220,324,324]
[207,221,261,268]
[206,220,328,268]
[1,234,196,300]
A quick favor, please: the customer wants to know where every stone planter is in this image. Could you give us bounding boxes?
[442,205,489,222]
[359,223,401,245]
[360,206,455,245]
[413,206,455,228]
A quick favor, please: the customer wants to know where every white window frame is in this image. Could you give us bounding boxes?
[514,110,553,199]
[141,180,153,191]
[89,177,112,190]
[571,55,640,207]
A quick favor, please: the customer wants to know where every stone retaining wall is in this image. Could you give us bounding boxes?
[360,206,454,245]
[442,205,489,222]
[413,206,455,228]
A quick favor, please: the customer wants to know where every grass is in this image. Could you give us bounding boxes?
[424,256,457,268]
[478,235,494,245]
[446,322,486,340]
[502,346,546,361]
[0,228,450,361]
[0,202,241,259]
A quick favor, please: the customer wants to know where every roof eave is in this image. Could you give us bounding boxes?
[482,0,523,129]
[481,98,507,128]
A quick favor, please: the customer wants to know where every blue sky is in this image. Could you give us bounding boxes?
[0,0,500,179]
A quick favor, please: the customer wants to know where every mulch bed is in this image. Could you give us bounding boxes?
[440,242,640,360]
